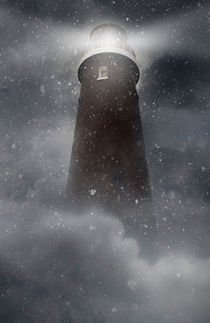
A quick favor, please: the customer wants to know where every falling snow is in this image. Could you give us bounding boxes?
[0,1,209,322]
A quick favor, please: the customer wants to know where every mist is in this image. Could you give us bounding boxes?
[1,1,210,322]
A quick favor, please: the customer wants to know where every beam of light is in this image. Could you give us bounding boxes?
[127,4,210,64]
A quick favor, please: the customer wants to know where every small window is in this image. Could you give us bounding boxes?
[97,66,108,80]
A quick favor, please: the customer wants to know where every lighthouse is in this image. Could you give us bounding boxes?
[67,23,157,255]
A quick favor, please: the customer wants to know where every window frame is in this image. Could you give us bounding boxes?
[97,65,108,80]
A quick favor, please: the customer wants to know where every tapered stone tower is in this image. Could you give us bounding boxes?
[67,23,156,255]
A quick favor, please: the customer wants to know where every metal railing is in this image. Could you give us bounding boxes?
[83,40,136,59]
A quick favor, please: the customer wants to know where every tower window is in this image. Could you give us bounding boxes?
[97,66,108,80]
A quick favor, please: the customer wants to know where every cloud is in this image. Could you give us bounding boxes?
[1,0,98,23]
[2,0,207,25]
[0,114,209,322]
[1,206,210,322]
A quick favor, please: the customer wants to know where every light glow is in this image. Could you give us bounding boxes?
[90,23,127,51]
[79,23,138,66]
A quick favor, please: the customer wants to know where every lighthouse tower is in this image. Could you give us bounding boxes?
[67,23,157,255]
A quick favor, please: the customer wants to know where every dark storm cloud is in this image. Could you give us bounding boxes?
[141,55,210,111]
[150,145,210,201]
[2,0,208,24]
[0,119,73,203]
[0,8,86,128]
[0,2,209,129]
[149,145,210,257]
[2,0,99,23]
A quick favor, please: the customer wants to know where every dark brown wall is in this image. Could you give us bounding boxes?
[67,53,157,253]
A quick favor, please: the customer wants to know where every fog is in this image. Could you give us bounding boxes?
[0,1,210,322]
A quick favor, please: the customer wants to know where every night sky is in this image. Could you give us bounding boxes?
[0,1,210,322]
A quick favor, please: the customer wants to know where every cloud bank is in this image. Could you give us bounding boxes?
[0,120,209,323]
